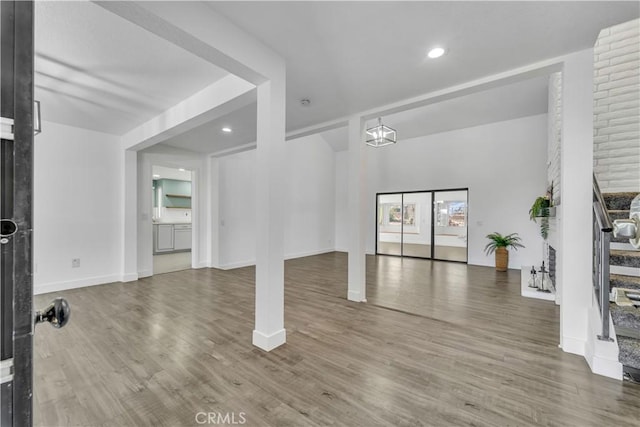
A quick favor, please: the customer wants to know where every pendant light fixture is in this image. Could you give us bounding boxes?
[366,117,397,148]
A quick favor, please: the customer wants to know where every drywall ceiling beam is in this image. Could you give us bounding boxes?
[286,55,564,138]
[94,1,284,84]
[120,75,255,151]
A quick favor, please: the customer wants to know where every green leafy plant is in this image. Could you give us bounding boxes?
[529,182,554,240]
[484,232,525,255]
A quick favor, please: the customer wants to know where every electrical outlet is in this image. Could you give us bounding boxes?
[72,258,80,268]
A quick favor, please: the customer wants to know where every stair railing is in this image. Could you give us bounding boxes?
[592,174,614,341]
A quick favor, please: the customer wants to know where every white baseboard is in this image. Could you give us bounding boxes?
[252,329,286,351]
[219,259,256,270]
[585,348,623,380]
[285,248,334,260]
[138,269,152,279]
[34,274,122,295]
[193,261,209,269]
[121,273,138,282]
[220,249,338,270]
[561,335,586,356]
[348,290,366,302]
[584,303,623,380]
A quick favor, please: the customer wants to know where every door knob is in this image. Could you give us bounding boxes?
[35,297,70,328]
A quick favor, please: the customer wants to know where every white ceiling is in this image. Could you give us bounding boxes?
[34,1,229,135]
[152,165,192,181]
[210,1,639,131]
[34,1,638,152]
[160,100,257,154]
[318,75,549,152]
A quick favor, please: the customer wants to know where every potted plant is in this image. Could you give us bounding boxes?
[484,232,525,271]
[529,183,554,240]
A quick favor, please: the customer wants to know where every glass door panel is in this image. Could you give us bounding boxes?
[401,192,432,258]
[377,193,403,255]
[433,190,468,262]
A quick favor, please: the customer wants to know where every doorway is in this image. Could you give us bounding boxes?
[376,189,468,263]
[151,165,193,274]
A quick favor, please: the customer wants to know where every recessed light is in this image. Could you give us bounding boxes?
[222,127,232,133]
[427,47,446,59]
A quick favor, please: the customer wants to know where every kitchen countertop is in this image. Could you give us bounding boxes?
[153,221,192,225]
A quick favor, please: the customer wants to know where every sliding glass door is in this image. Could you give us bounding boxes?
[401,192,432,258]
[377,193,403,255]
[433,190,468,262]
[376,189,467,263]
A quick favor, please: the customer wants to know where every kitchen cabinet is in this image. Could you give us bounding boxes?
[173,224,192,250]
[153,223,192,253]
[155,224,174,252]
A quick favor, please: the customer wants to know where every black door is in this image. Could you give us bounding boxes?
[1,2,69,425]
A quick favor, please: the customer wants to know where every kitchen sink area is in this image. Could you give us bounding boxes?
[153,221,192,254]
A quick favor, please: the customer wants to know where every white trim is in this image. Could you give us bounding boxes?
[284,248,334,261]
[220,249,337,270]
[121,273,139,283]
[561,336,586,356]
[193,261,209,269]
[219,259,256,270]
[610,242,635,251]
[34,274,122,295]
[138,269,153,279]
[252,329,286,351]
[348,290,366,302]
[584,304,623,380]
[209,142,257,158]
[610,265,640,277]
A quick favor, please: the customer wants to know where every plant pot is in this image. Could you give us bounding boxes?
[495,247,509,271]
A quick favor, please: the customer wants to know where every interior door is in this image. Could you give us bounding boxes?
[1,2,69,425]
[1,3,36,425]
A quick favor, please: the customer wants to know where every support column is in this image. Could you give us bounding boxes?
[253,77,286,351]
[347,116,367,302]
[559,49,594,355]
[122,149,138,282]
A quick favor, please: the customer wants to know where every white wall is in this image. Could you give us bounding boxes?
[334,151,349,251]
[218,149,258,268]
[593,18,640,193]
[34,121,123,294]
[335,114,548,268]
[284,135,336,257]
[217,134,336,268]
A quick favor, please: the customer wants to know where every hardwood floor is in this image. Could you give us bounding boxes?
[153,251,192,275]
[376,242,467,262]
[34,252,639,426]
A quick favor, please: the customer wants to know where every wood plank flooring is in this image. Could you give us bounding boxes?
[376,242,467,262]
[33,252,640,426]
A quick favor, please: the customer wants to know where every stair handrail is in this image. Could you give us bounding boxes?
[592,174,613,341]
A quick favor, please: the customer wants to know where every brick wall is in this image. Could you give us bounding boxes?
[593,18,640,193]
[548,72,562,205]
